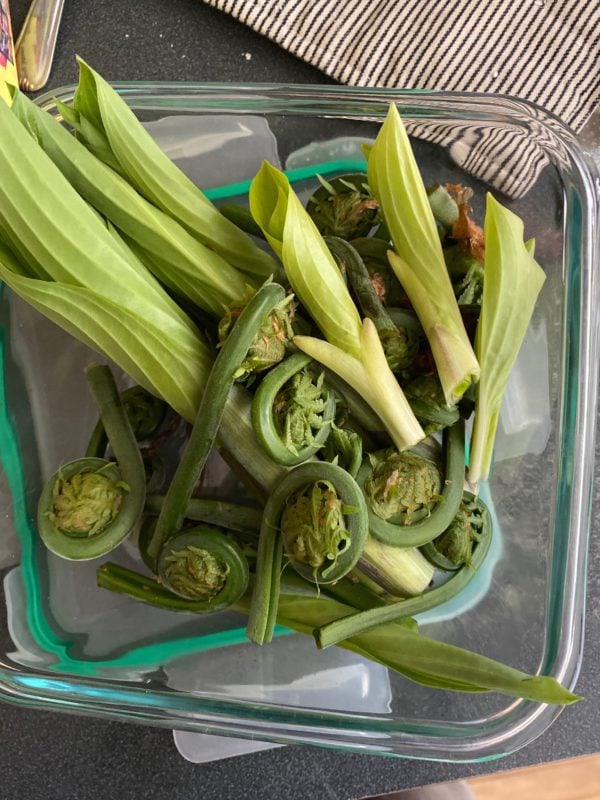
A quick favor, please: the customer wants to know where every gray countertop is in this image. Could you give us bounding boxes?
[1,1,599,798]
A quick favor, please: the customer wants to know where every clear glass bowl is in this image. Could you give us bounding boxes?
[0,84,597,761]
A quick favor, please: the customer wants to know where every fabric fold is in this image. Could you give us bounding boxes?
[202,0,599,196]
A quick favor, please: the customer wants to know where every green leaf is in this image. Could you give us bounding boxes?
[72,59,276,282]
[248,162,288,257]
[72,60,103,130]
[367,104,480,404]
[0,98,214,422]
[11,91,249,317]
[0,97,191,334]
[78,113,125,175]
[468,195,546,483]
[54,98,81,129]
[247,591,579,704]
[0,246,211,422]
[250,160,363,357]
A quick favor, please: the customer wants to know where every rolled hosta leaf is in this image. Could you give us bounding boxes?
[250,160,424,450]
[12,91,249,317]
[0,97,189,335]
[72,59,277,282]
[468,195,546,484]
[0,242,211,422]
[368,104,480,404]
[0,100,212,422]
[250,160,363,357]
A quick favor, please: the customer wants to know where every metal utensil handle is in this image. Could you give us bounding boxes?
[15,0,66,92]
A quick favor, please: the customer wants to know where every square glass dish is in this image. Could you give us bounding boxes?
[0,84,597,761]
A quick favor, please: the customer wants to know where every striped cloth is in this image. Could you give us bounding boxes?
[202,0,600,196]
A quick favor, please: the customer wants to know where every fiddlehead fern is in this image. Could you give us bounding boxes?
[362,450,441,524]
[218,291,295,382]
[403,374,460,435]
[44,459,128,537]
[281,463,369,584]
[350,237,404,307]
[307,173,379,240]
[322,423,363,479]
[357,419,465,548]
[314,494,492,648]
[252,352,335,466]
[38,364,146,560]
[157,527,249,607]
[247,461,369,645]
[422,491,488,571]
[85,384,166,458]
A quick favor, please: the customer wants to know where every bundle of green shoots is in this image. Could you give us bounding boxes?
[0,60,576,705]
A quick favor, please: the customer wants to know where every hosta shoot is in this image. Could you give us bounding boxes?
[468,195,546,484]
[249,161,425,451]
[367,103,480,404]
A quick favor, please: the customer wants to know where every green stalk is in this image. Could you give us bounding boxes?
[315,505,491,648]
[85,422,109,460]
[145,495,262,534]
[358,537,434,597]
[85,384,165,458]
[85,365,147,486]
[320,575,389,613]
[97,562,229,613]
[146,283,286,569]
[246,512,283,645]
[219,384,293,496]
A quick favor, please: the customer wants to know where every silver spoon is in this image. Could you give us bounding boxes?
[15,0,66,92]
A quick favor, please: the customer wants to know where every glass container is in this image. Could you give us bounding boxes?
[0,84,597,760]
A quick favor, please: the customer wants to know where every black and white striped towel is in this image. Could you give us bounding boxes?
[202,0,600,196]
